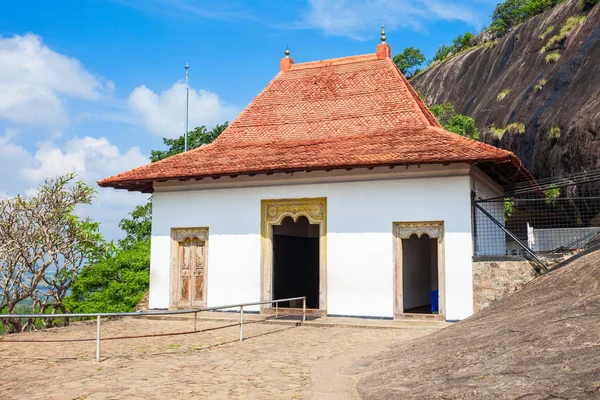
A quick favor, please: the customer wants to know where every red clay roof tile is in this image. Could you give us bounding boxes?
[99,52,531,192]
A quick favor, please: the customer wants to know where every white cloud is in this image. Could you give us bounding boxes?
[22,136,147,183]
[301,0,483,39]
[128,82,239,138]
[0,131,149,241]
[0,34,112,126]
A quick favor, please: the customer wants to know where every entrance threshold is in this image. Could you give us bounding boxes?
[395,313,446,321]
[263,307,324,318]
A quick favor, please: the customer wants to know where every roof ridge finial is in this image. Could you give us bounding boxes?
[285,45,290,58]
[381,25,386,43]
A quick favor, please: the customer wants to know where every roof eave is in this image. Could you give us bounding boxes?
[98,156,526,193]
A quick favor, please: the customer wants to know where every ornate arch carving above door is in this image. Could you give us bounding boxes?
[395,222,444,243]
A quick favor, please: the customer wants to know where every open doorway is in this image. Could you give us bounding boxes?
[402,234,439,314]
[272,216,320,309]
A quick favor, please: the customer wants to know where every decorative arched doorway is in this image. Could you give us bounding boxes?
[393,222,445,319]
[261,198,327,315]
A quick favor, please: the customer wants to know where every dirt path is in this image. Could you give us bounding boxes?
[0,317,433,399]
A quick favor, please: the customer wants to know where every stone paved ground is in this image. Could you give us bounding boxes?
[0,317,434,399]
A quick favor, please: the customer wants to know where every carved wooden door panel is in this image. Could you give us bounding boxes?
[175,234,207,308]
[191,238,206,307]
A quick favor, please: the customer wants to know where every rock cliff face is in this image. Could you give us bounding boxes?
[412,0,600,179]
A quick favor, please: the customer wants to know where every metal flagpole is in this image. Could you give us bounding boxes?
[185,63,189,152]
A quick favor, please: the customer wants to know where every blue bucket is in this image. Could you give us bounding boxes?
[430,290,439,313]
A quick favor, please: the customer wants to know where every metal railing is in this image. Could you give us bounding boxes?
[0,296,307,362]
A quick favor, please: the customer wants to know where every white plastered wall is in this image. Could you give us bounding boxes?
[149,168,475,320]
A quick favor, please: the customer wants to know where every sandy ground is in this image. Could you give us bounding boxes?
[0,317,433,399]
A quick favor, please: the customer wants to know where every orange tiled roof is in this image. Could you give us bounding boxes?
[99,47,531,193]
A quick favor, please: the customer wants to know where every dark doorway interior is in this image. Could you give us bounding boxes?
[402,234,438,314]
[273,216,320,309]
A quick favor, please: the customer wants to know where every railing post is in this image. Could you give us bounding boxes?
[96,315,101,362]
[275,301,278,318]
[194,311,197,332]
[302,297,306,323]
[239,305,244,342]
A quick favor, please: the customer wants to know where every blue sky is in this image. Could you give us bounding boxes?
[0,0,499,241]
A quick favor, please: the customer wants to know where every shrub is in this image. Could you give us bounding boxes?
[429,102,480,140]
[497,88,511,102]
[452,32,476,53]
[506,122,526,134]
[534,78,548,92]
[432,44,452,63]
[483,39,499,50]
[65,241,150,313]
[539,25,554,40]
[548,126,561,139]
[490,123,507,139]
[540,16,586,53]
[545,51,561,63]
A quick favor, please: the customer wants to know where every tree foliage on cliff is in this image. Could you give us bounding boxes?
[393,47,426,79]
[490,0,564,34]
[429,103,480,140]
[0,173,111,333]
[429,0,566,66]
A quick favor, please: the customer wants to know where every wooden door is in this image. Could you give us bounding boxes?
[177,237,206,308]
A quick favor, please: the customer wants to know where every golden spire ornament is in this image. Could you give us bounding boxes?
[381,25,386,43]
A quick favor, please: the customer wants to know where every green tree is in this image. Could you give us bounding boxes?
[0,173,110,332]
[150,123,228,162]
[490,0,528,34]
[118,201,152,249]
[523,0,563,17]
[66,123,229,314]
[65,241,150,313]
[451,32,475,52]
[393,47,426,78]
[429,103,480,140]
[119,123,228,251]
[432,44,453,63]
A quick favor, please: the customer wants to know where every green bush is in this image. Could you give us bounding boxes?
[548,126,561,139]
[539,25,554,40]
[432,44,452,63]
[65,241,150,313]
[452,32,476,53]
[540,16,586,53]
[490,0,563,35]
[490,124,507,139]
[506,122,526,134]
[534,78,548,92]
[497,88,511,102]
[429,103,480,140]
[545,51,561,63]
